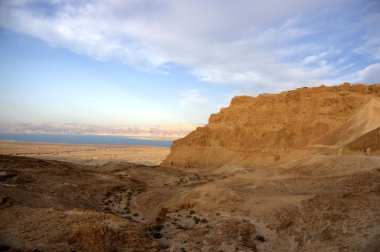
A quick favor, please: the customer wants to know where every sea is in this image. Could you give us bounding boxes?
[0,132,172,148]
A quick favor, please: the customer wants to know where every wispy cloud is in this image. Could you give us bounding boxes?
[0,0,379,89]
[179,89,208,108]
[354,63,380,84]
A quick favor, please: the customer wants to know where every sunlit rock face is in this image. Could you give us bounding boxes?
[162,83,380,169]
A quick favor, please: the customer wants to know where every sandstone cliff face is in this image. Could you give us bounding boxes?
[162,83,380,169]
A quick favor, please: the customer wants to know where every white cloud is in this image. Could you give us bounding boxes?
[0,0,378,88]
[354,63,380,84]
[179,90,208,108]
[302,52,329,65]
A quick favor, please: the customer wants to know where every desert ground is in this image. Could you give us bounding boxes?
[0,141,379,251]
[0,140,169,166]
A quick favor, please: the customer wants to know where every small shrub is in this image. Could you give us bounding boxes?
[149,224,163,231]
[152,231,162,239]
[189,210,195,215]
[255,235,265,242]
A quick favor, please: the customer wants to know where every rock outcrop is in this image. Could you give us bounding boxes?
[162,83,380,169]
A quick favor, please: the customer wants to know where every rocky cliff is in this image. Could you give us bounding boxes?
[162,83,380,169]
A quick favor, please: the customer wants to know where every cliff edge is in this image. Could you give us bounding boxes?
[162,83,380,169]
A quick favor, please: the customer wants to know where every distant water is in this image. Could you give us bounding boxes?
[0,133,172,147]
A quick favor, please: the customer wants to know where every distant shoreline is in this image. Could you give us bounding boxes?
[0,132,173,148]
[0,131,180,140]
[0,140,171,148]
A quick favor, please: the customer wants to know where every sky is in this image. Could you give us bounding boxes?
[0,0,379,126]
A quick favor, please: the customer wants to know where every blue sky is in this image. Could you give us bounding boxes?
[0,0,379,126]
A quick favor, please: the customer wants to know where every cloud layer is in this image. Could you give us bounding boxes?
[1,0,379,90]
[179,89,208,108]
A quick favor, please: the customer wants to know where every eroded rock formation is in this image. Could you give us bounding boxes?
[162,83,380,168]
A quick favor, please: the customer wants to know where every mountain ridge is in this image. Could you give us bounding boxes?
[162,83,380,169]
[0,123,198,139]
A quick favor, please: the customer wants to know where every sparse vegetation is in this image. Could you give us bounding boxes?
[99,187,146,220]
[176,224,185,230]
[193,216,200,224]
[147,224,163,239]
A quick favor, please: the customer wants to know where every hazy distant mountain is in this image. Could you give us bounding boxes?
[0,123,198,139]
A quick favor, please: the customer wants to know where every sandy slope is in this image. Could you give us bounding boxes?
[1,149,379,251]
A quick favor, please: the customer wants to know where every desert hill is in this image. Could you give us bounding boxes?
[162,83,380,169]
